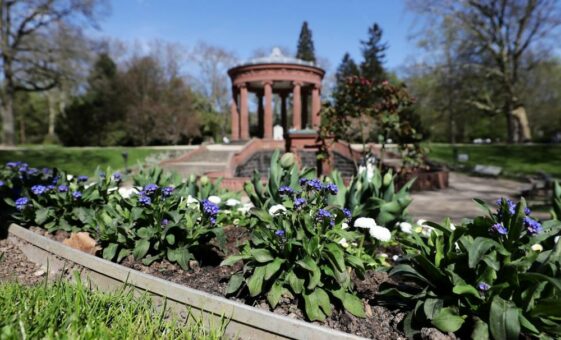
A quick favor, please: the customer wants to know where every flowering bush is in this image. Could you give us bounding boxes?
[222,177,388,322]
[94,182,224,269]
[380,198,561,339]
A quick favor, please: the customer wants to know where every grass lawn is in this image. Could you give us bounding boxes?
[0,275,225,339]
[426,143,561,179]
[0,146,169,176]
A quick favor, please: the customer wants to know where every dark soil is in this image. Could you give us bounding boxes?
[0,237,46,285]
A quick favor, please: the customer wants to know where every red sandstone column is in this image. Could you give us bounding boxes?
[264,81,273,139]
[292,82,302,130]
[230,97,239,140]
[312,84,321,129]
[239,84,249,140]
[280,92,287,133]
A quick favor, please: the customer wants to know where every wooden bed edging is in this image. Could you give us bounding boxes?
[7,224,365,340]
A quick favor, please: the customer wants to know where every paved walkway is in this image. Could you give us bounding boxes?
[408,172,534,223]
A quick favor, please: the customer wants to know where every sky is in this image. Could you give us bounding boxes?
[98,0,420,73]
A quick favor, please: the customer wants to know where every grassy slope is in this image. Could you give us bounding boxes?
[426,143,561,178]
[0,147,164,176]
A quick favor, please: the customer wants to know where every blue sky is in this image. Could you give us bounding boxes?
[99,1,419,73]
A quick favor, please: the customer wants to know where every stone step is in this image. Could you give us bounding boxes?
[187,150,234,163]
[161,162,226,176]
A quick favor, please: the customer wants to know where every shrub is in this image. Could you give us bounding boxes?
[328,167,413,227]
[552,181,561,220]
[381,198,561,339]
[94,182,224,269]
[243,151,315,210]
[221,176,389,322]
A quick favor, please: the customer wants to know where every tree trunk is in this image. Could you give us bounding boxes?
[1,88,15,145]
[505,100,515,144]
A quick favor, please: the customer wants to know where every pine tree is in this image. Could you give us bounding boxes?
[296,21,316,63]
[360,23,388,83]
[335,53,360,86]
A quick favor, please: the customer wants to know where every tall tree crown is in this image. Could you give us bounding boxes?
[360,23,388,83]
[296,21,316,63]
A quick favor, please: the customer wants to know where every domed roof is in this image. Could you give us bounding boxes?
[237,47,316,67]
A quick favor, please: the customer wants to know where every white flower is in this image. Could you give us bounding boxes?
[354,217,377,229]
[531,244,543,252]
[233,218,240,225]
[369,226,392,242]
[379,253,388,258]
[226,198,241,207]
[449,223,456,231]
[66,174,74,181]
[269,204,287,216]
[208,196,221,204]
[342,222,349,230]
[416,219,433,237]
[392,255,400,262]
[399,222,413,234]
[237,203,253,214]
[186,195,199,205]
[118,187,139,198]
[338,238,349,248]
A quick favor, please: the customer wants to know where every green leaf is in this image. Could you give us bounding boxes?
[267,281,283,308]
[342,293,365,318]
[137,227,153,239]
[226,274,244,294]
[324,243,346,272]
[102,243,118,261]
[247,266,266,297]
[132,239,150,260]
[116,248,130,262]
[453,284,482,299]
[264,258,284,280]
[220,255,245,267]
[519,313,540,335]
[34,207,51,225]
[468,237,497,268]
[431,307,465,333]
[288,271,305,294]
[303,290,326,321]
[165,233,175,245]
[296,257,321,290]
[314,288,332,317]
[423,298,443,320]
[175,248,194,270]
[489,296,521,340]
[250,248,274,263]
[520,272,561,292]
[471,318,489,340]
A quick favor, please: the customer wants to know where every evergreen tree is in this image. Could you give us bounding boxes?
[360,23,388,83]
[296,21,316,63]
[335,53,360,87]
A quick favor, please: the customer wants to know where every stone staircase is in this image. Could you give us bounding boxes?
[160,144,244,177]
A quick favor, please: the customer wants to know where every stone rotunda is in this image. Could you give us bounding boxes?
[228,48,325,140]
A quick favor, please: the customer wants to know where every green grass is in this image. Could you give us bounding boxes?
[426,143,561,179]
[0,274,226,339]
[0,146,166,176]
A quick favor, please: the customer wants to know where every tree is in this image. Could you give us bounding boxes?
[0,0,107,145]
[334,53,360,94]
[189,42,237,138]
[296,21,316,63]
[408,0,561,143]
[360,23,388,84]
[56,53,124,146]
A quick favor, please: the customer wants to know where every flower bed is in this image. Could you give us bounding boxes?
[2,155,561,339]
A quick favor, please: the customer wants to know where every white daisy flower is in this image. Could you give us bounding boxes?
[338,238,349,248]
[342,222,350,230]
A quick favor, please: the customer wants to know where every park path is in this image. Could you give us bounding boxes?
[408,172,533,223]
